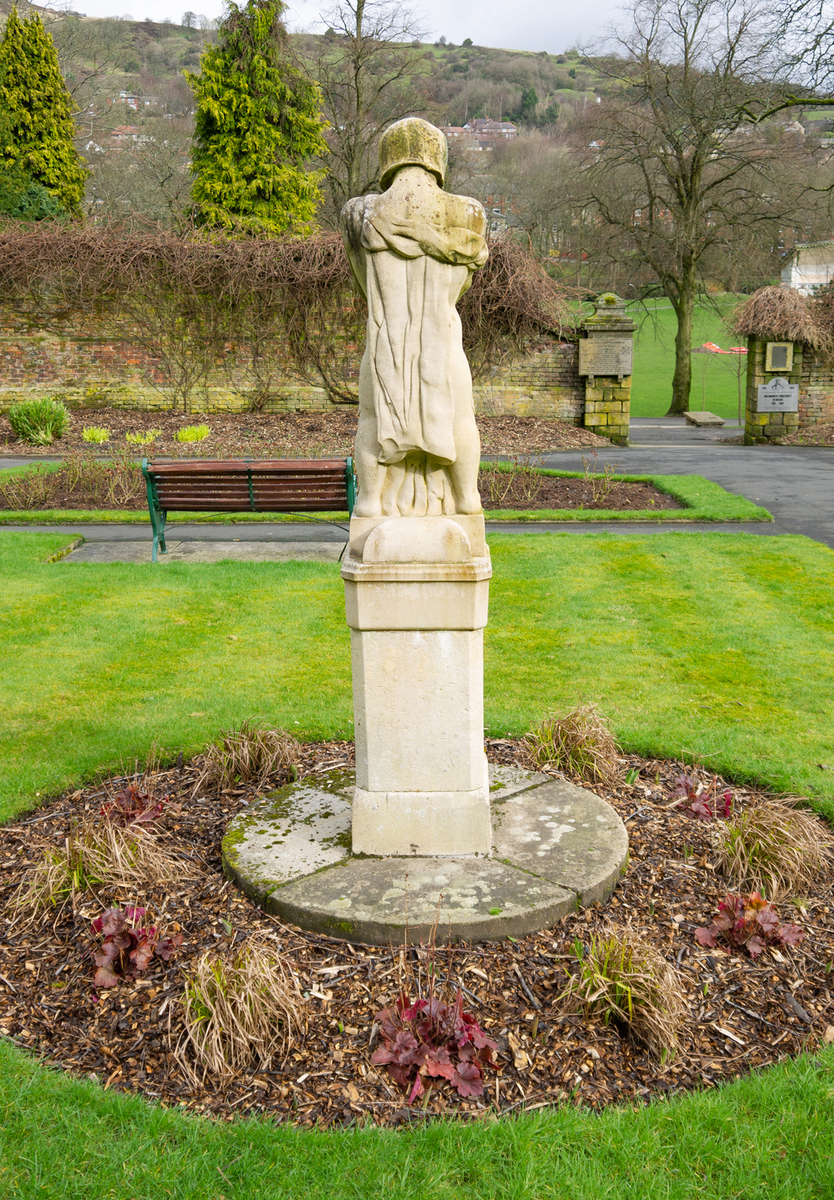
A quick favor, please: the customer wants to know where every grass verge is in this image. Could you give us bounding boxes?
[0,1037,832,1199]
[482,471,771,522]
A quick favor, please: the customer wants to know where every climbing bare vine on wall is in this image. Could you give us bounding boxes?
[0,223,577,412]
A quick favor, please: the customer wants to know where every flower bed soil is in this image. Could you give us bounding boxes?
[1,741,831,1129]
[0,466,682,514]
[0,410,610,459]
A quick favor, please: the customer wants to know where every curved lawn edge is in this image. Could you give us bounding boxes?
[0,1036,831,1199]
[0,473,771,525]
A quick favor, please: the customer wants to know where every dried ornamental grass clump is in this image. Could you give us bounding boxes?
[715,795,834,900]
[193,722,301,794]
[560,923,686,1057]
[11,819,186,918]
[524,703,621,785]
[176,941,304,1083]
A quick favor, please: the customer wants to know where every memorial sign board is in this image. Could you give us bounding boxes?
[757,377,799,412]
[579,337,633,377]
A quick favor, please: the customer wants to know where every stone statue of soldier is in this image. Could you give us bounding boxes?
[340,118,489,519]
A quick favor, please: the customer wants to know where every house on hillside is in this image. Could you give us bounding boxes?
[781,241,834,294]
[468,119,517,148]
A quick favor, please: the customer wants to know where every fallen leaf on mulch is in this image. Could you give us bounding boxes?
[1,741,832,1129]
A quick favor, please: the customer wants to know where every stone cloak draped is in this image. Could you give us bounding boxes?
[342,197,488,466]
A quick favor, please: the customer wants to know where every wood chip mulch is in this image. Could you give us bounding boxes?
[0,409,610,460]
[1,741,832,1129]
[777,421,834,447]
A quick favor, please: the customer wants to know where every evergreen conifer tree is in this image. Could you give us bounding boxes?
[186,0,328,235]
[0,8,87,216]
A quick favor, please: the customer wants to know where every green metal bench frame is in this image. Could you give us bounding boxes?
[141,458,356,562]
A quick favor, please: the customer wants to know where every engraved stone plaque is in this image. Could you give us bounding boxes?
[578,337,633,377]
[757,378,799,412]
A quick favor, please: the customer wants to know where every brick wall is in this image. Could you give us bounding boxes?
[0,307,585,422]
[799,350,834,425]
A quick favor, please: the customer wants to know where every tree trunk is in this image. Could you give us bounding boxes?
[666,264,697,416]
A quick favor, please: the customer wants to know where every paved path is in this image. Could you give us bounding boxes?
[2,417,832,555]
[538,419,834,548]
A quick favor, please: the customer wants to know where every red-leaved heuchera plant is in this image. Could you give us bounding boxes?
[695,892,804,959]
[372,990,497,1103]
[673,773,732,821]
[91,906,182,988]
[100,783,166,827]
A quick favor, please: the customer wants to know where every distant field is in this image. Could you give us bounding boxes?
[629,296,747,419]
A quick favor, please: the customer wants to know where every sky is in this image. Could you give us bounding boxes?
[69,0,628,57]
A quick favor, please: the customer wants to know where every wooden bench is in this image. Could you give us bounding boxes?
[141,458,356,562]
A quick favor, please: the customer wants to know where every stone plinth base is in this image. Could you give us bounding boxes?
[221,766,629,946]
[342,514,492,857]
[352,782,490,857]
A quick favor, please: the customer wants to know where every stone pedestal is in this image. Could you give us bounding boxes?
[342,515,492,857]
[579,293,636,446]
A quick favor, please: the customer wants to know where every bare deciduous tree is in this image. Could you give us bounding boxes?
[579,0,822,414]
[297,0,430,225]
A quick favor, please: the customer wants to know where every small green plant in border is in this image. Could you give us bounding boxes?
[176,424,211,443]
[8,396,69,445]
[81,426,110,443]
[125,429,162,445]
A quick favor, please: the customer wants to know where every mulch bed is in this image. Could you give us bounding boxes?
[0,409,610,460]
[0,468,681,515]
[777,421,834,447]
[1,741,832,1128]
[480,472,682,512]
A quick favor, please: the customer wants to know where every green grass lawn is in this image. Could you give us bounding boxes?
[1,530,831,823]
[630,296,748,420]
[1,1036,832,1200]
[2,528,834,1198]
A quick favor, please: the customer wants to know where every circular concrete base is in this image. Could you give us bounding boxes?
[221,767,628,945]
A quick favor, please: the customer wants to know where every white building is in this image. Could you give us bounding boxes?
[781,240,834,294]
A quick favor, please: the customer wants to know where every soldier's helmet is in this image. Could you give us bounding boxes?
[378,118,447,190]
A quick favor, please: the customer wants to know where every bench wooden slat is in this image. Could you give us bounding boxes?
[149,459,347,474]
[141,456,356,561]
